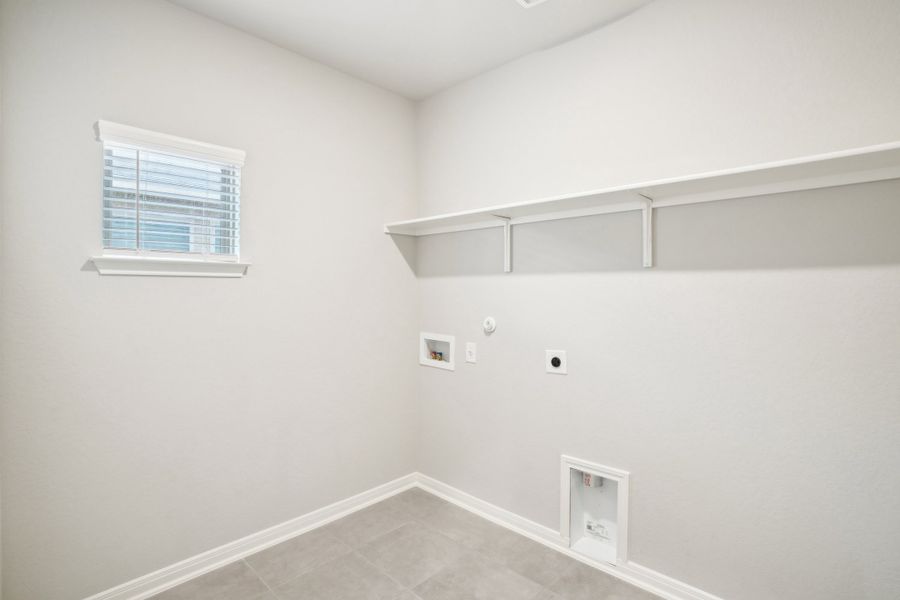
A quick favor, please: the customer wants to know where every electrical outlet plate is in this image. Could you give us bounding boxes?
[586,520,610,541]
[465,342,477,363]
[546,349,567,374]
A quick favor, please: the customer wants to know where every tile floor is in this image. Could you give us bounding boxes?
[150,488,661,600]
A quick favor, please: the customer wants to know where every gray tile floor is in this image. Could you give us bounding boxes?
[150,488,661,600]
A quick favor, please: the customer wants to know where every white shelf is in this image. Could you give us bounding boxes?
[384,142,900,270]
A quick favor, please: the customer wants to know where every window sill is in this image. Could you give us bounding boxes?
[90,255,250,278]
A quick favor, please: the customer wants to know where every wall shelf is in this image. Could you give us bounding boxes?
[384,142,900,271]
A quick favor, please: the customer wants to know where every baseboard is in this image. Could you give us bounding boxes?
[85,471,721,600]
[415,473,723,600]
[618,562,725,600]
[82,473,417,600]
[415,473,563,547]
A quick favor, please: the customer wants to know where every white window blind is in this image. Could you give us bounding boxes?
[98,121,245,259]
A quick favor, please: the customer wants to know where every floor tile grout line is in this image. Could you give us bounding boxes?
[242,533,356,594]
[241,558,280,599]
[350,509,476,594]
[235,488,422,597]
[345,516,418,552]
[406,548,470,594]
[410,497,574,593]
[353,547,417,594]
[391,501,563,594]
[152,489,650,600]
[467,545,558,590]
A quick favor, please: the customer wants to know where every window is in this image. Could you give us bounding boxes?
[94,121,248,277]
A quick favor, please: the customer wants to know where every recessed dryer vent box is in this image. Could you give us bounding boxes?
[560,455,629,566]
[420,332,455,371]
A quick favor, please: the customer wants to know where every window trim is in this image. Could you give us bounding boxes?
[90,254,250,278]
[96,120,246,166]
[92,121,250,277]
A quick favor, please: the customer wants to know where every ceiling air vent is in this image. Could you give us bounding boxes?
[516,0,551,7]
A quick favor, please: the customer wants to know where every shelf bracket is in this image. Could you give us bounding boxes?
[639,194,653,268]
[493,214,512,273]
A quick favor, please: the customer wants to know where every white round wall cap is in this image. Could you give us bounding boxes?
[483,316,496,334]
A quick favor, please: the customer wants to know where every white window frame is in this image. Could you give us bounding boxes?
[90,120,250,277]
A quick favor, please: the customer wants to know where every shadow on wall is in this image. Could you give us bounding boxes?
[394,179,900,277]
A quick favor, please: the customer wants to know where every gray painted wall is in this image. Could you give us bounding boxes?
[0,1,418,598]
[414,1,900,599]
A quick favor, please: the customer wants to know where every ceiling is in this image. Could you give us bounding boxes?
[169,0,652,99]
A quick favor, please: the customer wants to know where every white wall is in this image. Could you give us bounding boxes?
[414,1,900,599]
[417,0,900,215]
[0,1,418,598]
[0,19,4,596]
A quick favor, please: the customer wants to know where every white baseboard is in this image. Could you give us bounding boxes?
[415,473,563,546]
[82,473,417,600]
[84,472,721,600]
[415,473,723,600]
[618,562,725,600]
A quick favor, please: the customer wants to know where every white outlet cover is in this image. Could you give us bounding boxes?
[546,349,567,374]
[465,342,477,363]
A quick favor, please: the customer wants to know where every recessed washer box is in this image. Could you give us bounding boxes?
[561,455,629,566]
[420,332,455,371]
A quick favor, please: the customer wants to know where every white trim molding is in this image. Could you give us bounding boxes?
[416,473,563,547]
[95,120,246,166]
[90,255,251,278]
[83,473,722,600]
[82,474,418,600]
[618,562,726,600]
[416,473,724,600]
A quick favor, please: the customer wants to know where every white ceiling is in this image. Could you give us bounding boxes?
[169,0,652,99]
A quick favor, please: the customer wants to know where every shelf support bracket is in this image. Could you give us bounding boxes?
[493,215,512,273]
[639,194,653,268]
